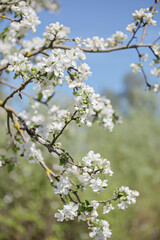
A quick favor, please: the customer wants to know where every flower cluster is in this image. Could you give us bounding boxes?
[8,53,29,73]
[54,176,71,195]
[75,31,127,50]
[17,141,44,163]
[43,22,70,42]
[132,8,156,26]
[54,185,139,239]
[151,67,160,77]
[106,31,127,47]
[116,186,140,211]
[19,103,72,139]
[74,84,116,131]
[126,23,136,33]
[103,203,114,214]
[35,48,88,92]
[11,2,41,33]
[89,219,112,239]
[153,43,160,57]
[55,202,79,221]
[130,63,141,74]
[81,151,113,183]
[152,83,160,93]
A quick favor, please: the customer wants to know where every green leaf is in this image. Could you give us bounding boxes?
[87,206,93,212]
[7,164,14,173]
[59,153,69,166]
[37,92,43,101]
[49,72,55,80]
[73,92,79,97]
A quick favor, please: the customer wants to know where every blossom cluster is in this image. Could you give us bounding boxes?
[54,176,71,195]
[19,103,72,139]
[54,183,139,240]
[126,8,157,33]
[74,84,117,131]
[75,31,127,50]
[34,48,89,91]
[10,1,41,33]
[132,8,156,26]
[43,22,70,42]
[81,151,113,189]
[17,141,44,163]
[8,53,29,73]
[116,186,140,211]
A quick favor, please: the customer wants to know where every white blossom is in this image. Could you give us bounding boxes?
[126,23,136,33]
[43,22,70,41]
[130,63,141,74]
[90,177,108,194]
[55,202,78,221]
[117,186,139,211]
[103,203,114,214]
[8,53,29,72]
[151,67,160,77]
[54,176,71,195]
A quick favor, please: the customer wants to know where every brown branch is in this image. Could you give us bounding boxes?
[127,22,142,46]
[0,79,50,106]
[59,147,74,162]
[153,36,160,44]
[0,43,154,73]
[0,63,9,72]
[140,0,159,44]
[97,196,120,204]
[149,46,160,60]
[52,110,77,144]
[51,43,153,53]
[135,48,151,87]
[0,0,22,5]
[0,15,14,22]
[1,77,34,107]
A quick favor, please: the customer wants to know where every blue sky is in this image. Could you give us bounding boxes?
[33,0,160,94]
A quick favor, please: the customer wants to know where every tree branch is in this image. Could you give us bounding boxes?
[140,0,159,44]
[0,79,51,106]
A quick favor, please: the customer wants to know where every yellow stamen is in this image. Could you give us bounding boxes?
[14,123,23,132]
[46,169,52,175]
[26,51,32,57]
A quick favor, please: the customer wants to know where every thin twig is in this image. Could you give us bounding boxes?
[0,79,50,106]
[52,110,77,144]
[97,196,120,203]
[1,77,34,107]
[127,22,142,46]
[135,48,151,87]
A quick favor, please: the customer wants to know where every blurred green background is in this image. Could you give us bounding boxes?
[0,74,160,240]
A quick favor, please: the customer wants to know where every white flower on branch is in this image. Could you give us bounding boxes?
[103,203,114,214]
[8,53,29,72]
[90,177,108,194]
[126,23,136,33]
[55,202,79,221]
[130,63,141,74]
[54,176,71,195]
